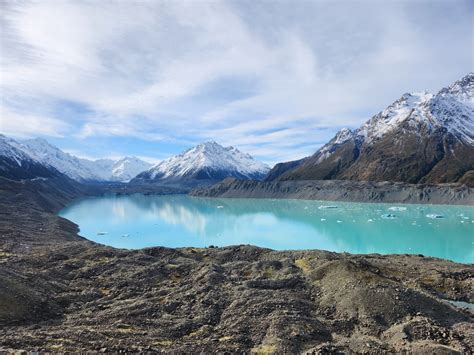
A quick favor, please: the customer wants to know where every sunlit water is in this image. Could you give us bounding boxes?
[59,194,474,263]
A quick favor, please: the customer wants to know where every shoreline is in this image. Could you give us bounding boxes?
[191,178,474,205]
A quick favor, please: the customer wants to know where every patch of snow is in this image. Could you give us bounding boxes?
[313,128,355,164]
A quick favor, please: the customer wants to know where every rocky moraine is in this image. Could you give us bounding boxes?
[0,177,473,353]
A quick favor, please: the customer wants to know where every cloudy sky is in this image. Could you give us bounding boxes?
[0,0,472,165]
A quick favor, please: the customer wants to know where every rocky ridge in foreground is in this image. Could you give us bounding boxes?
[0,177,472,352]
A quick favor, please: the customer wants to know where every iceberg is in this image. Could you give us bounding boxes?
[426,214,444,219]
[388,206,407,211]
[318,205,338,209]
[381,214,397,219]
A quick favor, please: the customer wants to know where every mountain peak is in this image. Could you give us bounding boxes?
[111,156,152,182]
[333,128,354,144]
[135,141,270,184]
[437,72,474,101]
[194,141,224,151]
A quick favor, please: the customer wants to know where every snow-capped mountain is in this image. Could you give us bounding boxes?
[268,72,474,185]
[0,135,61,180]
[132,141,270,187]
[111,157,152,182]
[0,136,151,182]
[20,138,114,181]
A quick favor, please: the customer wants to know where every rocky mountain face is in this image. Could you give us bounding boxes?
[131,141,270,187]
[269,73,474,185]
[0,136,151,182]
[0,135,61,180]
[263,157,308,182]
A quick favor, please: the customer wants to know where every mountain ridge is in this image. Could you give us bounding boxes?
[268,73,474,185]
[0,135,152,182]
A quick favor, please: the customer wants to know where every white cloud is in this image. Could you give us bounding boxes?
[0,0,471,163]
[0,106,71,138]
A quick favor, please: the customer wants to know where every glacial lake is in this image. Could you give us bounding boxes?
[59,194,474,263]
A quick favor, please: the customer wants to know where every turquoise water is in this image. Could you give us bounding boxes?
[59,194,474,263]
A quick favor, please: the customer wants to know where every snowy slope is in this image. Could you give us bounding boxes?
[0,135,60,180]
[20,138,111,181]
[357,92,435,143]
[428,72,474,144]
[0,134,34,165]
[111,157,152,182]
[135,141,270,184]
[356,73,474,145]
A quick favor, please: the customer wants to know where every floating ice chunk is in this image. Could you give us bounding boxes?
[388,206,407,211]
[367,219,373,222]
[426,214,444,219]
[121,234,130,238]
[97,232,108,236]
[320,218,326,221]
[304,206,308,210]
[337,220,342,223]
[318,205,338,209]
[217,206,224,209]
[381,214,397,219]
